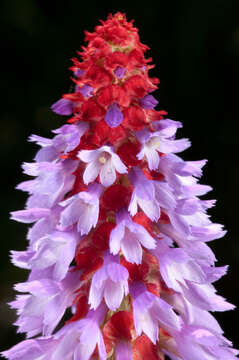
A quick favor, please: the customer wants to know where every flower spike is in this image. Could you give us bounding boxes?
[2,12,238,360]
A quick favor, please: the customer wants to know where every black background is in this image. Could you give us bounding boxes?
[1,0,239,353]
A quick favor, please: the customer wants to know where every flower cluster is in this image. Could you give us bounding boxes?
[2,12,238,360]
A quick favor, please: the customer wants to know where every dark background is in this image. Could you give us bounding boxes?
[1,0,239,353]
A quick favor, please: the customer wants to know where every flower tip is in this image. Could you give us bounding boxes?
[105,103,123,128]
[51,98,73,116]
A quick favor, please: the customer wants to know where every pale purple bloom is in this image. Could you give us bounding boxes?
[10,270,81,337]
[28,229,79,281]
[109,210,156,264]
[52,304,107,360]
[173,174,213,197]
[130,282,180,344]
[190,223,226,242]
[2,304,107,360]
[89,253,129,310]
[59,183,103,235]
[10,228,79,282]
[156,153,208,196]
[10,202,62,249]
[105,102,124,128]
[22,160,78,208]
[162,292,224,335]
[140,94,158,109]
[51,122,89,153]
[1,338,59,360]
[136,121,190,170]
[159,222,218,266]
[181,281,235,312]
[152,236,206,293]
[29,134,61,163]
[173,158,208,178]
[78,145,127,186]
[29,123,88,162]
[128,167,161,221]
[27,205,62,246]
[128,167,176,221]
[152,118,183,134]
[165,200,226,239]
[168,325,239,360]
[51,98,74,116]
[114,66,126,78]
[154,237,231,313]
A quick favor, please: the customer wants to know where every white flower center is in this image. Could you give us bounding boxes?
[98,152,110,164]
[147,136,160,149]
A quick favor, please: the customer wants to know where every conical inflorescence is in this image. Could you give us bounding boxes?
[2,12,238,360]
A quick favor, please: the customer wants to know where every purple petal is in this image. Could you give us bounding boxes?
[92,266,107,289]
[105,103,123,128]
[168,211,191,236]
[201,265,228,283]
[114,66,126,79]
[111,153,128,174]
[176,198,200,215]
[89,282,105,310]
[89,254,129,311]
[10,250,33,269]
[115,341,132,360]
[16,179,37,193]
[191,223,226,242]
[137,197,161,222]
[175,159,208,177]
[152,297,181,331]
[10,208,50,223]
[121,232,142,265]
[107,262,129,283]
[14,279,60,296]
[182,281,235,312]
[79,84,93,97]
[129,167,155,200]
[100,160,117,187]
[51,98,73,116]
[35,146,58,162]
[153,119,182,136]
[83,160,101,185]
[1,338,57,360]
[104,280,124,310]
[74,68,85,77]
[60,188,101,233]
[76,200,99,235]
[60,196,82,228]
[63,123,89,153]
[159,138,191,154]
[131,224,156,250]
[109,222,125,255]
[174,325,238,360]
[28,134,52,146]
[153,182,176,210]
[140,94,158,109]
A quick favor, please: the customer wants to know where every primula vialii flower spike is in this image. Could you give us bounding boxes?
[2,12,238,360]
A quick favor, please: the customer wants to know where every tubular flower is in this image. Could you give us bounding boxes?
[2,12,238,360]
